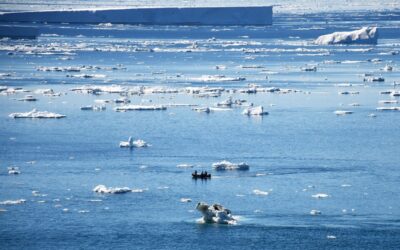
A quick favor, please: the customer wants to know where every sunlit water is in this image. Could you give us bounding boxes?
[1,11,400,249]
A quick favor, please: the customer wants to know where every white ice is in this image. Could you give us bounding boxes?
[212,160,249,171]
[242,106,269,116]
[119,137,149,148]
[315,27,378,45]
[9,109,66,119]
[196,202,236,224]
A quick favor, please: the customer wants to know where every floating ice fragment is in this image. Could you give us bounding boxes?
[327,235,337,239]
[18,95,37,101]
[242,106,269,116]
[9,109,66,119]
[177,164,194,168]
[312,193,330,199]
[212,160,249,171]
[119,137,149,148]
[315,27,378,45]
[334,110,353,115]
[192,107,211,113]
[93,185,131,194]
[376,107,400,111]
[196,202,236,224]
[0,199,26,205]
[310,209,322,215]
[180,198,192,203]
[253,189,269,196]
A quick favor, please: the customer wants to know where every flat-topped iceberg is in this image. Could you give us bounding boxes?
[242,106,269,116]
[315,27,378,45]
[114,105,166,112]
[9,109,66,119]
[119,137,149,148]
[196,202,236,224]
[212,160,249,171]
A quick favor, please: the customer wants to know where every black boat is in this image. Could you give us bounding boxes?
[192,171,211,179]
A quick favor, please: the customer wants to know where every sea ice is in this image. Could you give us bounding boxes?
[315,27,378,45]
[196,202,236,224]
[0,199,26,205]
[119,137,149,148]
[334,110,353,115]
[212,160,249,171]
[242,106,269,116]
[9,109,66,119]
[8,167,20,175]
[180,198,192,203]
[93,185,132,194]
[253,189,269,196]
[310,209,322,215]
[312,193,330,199]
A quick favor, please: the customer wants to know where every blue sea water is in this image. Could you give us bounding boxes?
[1,11,400,249]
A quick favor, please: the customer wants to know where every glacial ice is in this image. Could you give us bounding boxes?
[0,199,26,205]
[253,189,269,196]
[312,193,330,199]
[212,160,249,171]
[196,202,236,224]
[334,110,353,115]
[9,109,66,119]
[315,27,378,45]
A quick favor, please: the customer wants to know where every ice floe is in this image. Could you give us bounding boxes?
[176,164,194,168]
[212,160,249,171]
[196,202,236,224]
[376,107,400,111]
[18,95,37,101]
[93,185,135,194]
[253,189,269,196]
[9,109,66,119]
[80,105,106,111]
[242,106,269,116]
[315,27,378,45]
[180,198,192,203]
[0,199,26,205]
[119,137,149,148]
[312,193,330,199]
[310,209,322,215]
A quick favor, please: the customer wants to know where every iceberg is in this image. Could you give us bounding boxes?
[242,106,269,116]
[9,109,66,119]
[312,193,330,199]
[315,27,378,45]
[119,137,149,148]
[114,105,166,112]
[253,189,269,196]
[196,202,236,224]
[0,6,273,26]
[93,185,132,194]
[212,160,249,171]
[310,209,322,215]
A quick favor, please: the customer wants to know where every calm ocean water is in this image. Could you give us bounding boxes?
[1,10,400,249]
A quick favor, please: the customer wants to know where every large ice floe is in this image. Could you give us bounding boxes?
[9,109,66,119]
[196,202,236,224]
[119,137,149,148]
[93,185,145,194]
[315,27,378,45]
[242,106,269,116]
[212,160,249,171]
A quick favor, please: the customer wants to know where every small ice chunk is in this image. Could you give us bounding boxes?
[119,137,149,148]
[196,202,236,224]
[242,106,269,116]
[334,110,353,115]
[253,189,269,196]
[177,164,194,168]
[312,193,330,199]
[310,209,322,215]
[180,198,192,203]
[212,160,249,171]
[327,235,337,239]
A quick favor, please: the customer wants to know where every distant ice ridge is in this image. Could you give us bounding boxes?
[0,6,273,26]
[119,137,149,148]
[196,202,236,224]
[93,185,145,194]
[315,27,378,45]
[9,109,66,119]
[212,160,249,171]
